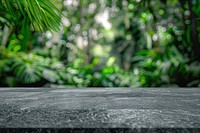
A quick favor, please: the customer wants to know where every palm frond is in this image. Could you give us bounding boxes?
[0,0,62,31]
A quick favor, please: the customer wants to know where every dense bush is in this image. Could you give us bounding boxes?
[0,46,140,87]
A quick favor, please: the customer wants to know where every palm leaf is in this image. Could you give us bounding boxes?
[12,59,41,84]
[11,53,49,84]
[21,0,62,31]
[0,0,62,31]
[12,61,42,84]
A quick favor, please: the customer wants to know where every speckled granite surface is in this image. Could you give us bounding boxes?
[0,88,200,132]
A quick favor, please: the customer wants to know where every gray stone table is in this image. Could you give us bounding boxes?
[0,87,200,132]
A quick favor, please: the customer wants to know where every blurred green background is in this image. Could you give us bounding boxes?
[0,0,200,87]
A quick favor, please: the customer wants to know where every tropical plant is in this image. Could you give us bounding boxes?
[1,0,200,87]
[0,0,62,31]
[0,0,65,86]
[0,46,67,86]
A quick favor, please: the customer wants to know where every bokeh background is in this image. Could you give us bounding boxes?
[0,0,200,87]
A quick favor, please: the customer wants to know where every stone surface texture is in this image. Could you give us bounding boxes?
[0,88,200,128]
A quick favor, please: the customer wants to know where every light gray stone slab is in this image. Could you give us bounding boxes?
[0,88,200,128]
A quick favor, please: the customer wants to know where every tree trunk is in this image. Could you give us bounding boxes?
[188,0,200,59]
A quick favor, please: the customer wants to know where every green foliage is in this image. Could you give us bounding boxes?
[0,0,200,87]
[0,47,64,86]
[132,47,200,87]
[0,46,140,87]
[0,0,62,31]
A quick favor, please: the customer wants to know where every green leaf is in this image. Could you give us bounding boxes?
[1,0,62,31]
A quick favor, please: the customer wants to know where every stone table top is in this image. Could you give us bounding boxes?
[0,87,200,131]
